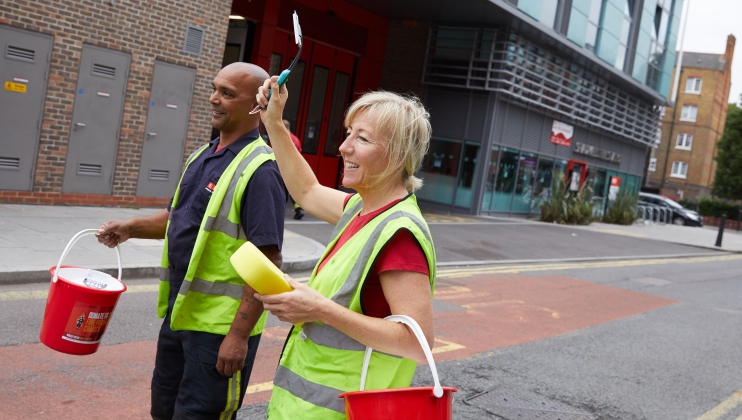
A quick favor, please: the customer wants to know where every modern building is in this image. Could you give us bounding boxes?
[645,35,736,201]
[1,0,683,215]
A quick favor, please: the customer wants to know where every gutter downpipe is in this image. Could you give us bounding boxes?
[660,0,691,193]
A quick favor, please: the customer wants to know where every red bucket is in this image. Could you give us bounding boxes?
[339,315,457,420]
[39,229,125,355]
[340,386,457,420]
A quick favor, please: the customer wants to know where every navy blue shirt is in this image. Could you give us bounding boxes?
[167,129,287,273]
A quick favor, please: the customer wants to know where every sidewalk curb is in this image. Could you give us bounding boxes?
[0,257,322,286]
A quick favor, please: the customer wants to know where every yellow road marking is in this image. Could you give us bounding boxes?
[590,229,647,238]
[438,254,742,279]
[432,337,465,354]
[246,381,273,394]
[695,390,742,420]
[3,255,739,302]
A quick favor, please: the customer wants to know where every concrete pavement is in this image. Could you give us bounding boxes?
[1,202,739,285]
[0,203,326,285]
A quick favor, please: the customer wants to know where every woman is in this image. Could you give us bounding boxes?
[255,77,436,419]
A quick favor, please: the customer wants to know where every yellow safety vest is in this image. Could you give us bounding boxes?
[157,137,275,336]
[267,193,436,419]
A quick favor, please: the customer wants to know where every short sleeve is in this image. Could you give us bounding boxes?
[374,230,430,276]
[240,161,288,250]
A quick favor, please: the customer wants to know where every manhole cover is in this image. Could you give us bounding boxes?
[464,386,597,420]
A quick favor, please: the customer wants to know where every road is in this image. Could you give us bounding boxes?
[2,253,742,419]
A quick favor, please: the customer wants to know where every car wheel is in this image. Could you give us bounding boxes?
[672,216,686,226]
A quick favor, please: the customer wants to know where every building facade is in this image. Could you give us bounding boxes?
[1,0,683,215]
[645,35,736,201]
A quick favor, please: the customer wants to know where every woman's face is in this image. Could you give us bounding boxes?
[339,110,391,191]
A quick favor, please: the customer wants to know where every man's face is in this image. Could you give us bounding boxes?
[209,67,254,133]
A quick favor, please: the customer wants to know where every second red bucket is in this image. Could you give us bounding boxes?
[39,229,126,356]
[339,315,457,420]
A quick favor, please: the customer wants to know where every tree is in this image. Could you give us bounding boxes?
[712,104,742,199]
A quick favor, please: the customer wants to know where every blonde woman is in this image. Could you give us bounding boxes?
[255,78,436,419]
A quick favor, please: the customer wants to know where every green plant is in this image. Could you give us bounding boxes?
[677,198,699,211]
[698,197,740,218]
[602,188,638,225]
[540,171,594,225]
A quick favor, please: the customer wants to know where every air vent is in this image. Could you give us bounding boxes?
[183,25,205,56]
[77,163,102,176]
[0,157,21,169]
[6,45,35,62]
[92,63,116,78]
[149,169,170,181]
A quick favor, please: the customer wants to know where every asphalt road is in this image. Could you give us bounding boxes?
[2,253,742,419]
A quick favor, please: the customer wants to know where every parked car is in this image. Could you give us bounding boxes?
[638,192,703,227]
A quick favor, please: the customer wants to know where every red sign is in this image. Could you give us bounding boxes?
[550,121,574,147]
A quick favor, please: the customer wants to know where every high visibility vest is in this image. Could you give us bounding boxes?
[267,193,436,419]
[157,138,275,336]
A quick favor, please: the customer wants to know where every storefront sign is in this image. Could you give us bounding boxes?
[573,141,622,163]
[550,121,573,146]
[608,176,621,201]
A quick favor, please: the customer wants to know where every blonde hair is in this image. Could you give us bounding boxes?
[343,91,431,192]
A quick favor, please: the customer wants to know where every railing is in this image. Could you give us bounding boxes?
[635,205,671,225]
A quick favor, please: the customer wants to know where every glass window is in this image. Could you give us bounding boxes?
[417,138,462,205]
[648,158,657,171]
[482,146,500,211]
[454,143,481,208]
[670,161,688,178]
[268,53,282,77]
[680,105,697,122]
[323,72,349,157]
[675,133,693,150]
[283,61,305,136]
[685,77,702,94]
[302,66,329,154]
[512,152,538,213]
[488,148,520,212]
[534,157,554,203]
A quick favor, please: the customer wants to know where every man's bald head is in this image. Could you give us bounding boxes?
[218,62,269,96]
[210,62,269,140]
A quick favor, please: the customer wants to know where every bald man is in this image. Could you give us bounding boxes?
[96,63,286,419]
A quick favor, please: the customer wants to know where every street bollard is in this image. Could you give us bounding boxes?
[715,214,727,247]
[737,208,741,232]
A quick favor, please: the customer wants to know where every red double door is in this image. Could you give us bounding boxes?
[269,30,355,189]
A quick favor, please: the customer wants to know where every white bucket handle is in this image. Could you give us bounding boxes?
[359,314,444,398]
[52,229,122,284]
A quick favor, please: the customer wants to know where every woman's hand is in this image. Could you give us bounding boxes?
[255,276,329,325]
[256,76,289,125]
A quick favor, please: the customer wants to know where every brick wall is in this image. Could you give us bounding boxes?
[0,0,231,207]
[649,53,733,201]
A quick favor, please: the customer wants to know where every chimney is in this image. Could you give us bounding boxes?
[724,34,736,61]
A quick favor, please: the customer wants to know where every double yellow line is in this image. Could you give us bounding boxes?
[437,254,742,279]
[3,254,740,302]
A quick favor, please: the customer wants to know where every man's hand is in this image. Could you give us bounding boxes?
[216,331,248,376]
[96,220,131,248]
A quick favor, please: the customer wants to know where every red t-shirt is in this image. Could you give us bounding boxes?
[317,195,430,318]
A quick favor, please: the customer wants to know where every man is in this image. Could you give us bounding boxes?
[282,119,304,220]
[96,62,286,419]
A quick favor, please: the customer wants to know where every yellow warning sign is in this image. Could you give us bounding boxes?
[4,82,27,93]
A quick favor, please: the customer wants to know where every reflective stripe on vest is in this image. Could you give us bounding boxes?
[300,210,432,351]
[175,145,273,300]
[202,145,273,241]
[273,365,346,414]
